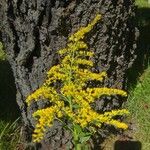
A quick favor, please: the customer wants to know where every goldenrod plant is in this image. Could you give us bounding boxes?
[26,14,129,149]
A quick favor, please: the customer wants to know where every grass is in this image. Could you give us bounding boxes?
[0,119,21,150]
[127,66,150,150]
[126,0,150,149]
[136,0,150,7]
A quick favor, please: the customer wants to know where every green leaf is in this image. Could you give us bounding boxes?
[72,104,81,109]
[74,124,82,134]
[79,135,91,144]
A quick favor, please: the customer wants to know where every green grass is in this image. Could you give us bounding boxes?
[0,119,21,150]
[126,0,150,149]
[127,66,150,150]
[136,0,150,7]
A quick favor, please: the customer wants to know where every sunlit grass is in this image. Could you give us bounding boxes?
[126,1,150,149]
[136,0,150,7]
[127,65,150,150]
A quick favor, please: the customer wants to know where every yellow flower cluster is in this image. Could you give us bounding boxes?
[32,101,64,142]
[74,108,129,129]
[26,86,58,104]
[69,14,102,42]
[26,14,129,143]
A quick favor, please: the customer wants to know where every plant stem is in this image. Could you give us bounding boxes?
[75,143,82,150]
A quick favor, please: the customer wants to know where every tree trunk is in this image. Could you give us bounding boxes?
[0,0,137,149]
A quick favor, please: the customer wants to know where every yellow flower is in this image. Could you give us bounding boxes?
[69,14,102,42]
[26,86,58,105]
[26,14,129,143]
[108,120,128,129]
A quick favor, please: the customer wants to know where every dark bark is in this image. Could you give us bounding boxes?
[0,0,138,149]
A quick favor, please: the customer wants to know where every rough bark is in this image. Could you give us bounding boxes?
[0,0,138,149]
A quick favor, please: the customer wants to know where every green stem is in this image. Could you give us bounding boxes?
[75,143,82,150]
[73,124,81,150]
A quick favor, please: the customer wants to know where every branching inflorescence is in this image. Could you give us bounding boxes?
[26,14,129,145]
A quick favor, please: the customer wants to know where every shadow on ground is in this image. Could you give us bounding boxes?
[127,7,150,88]
[0,60,20,121]
[114,140,142,150]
